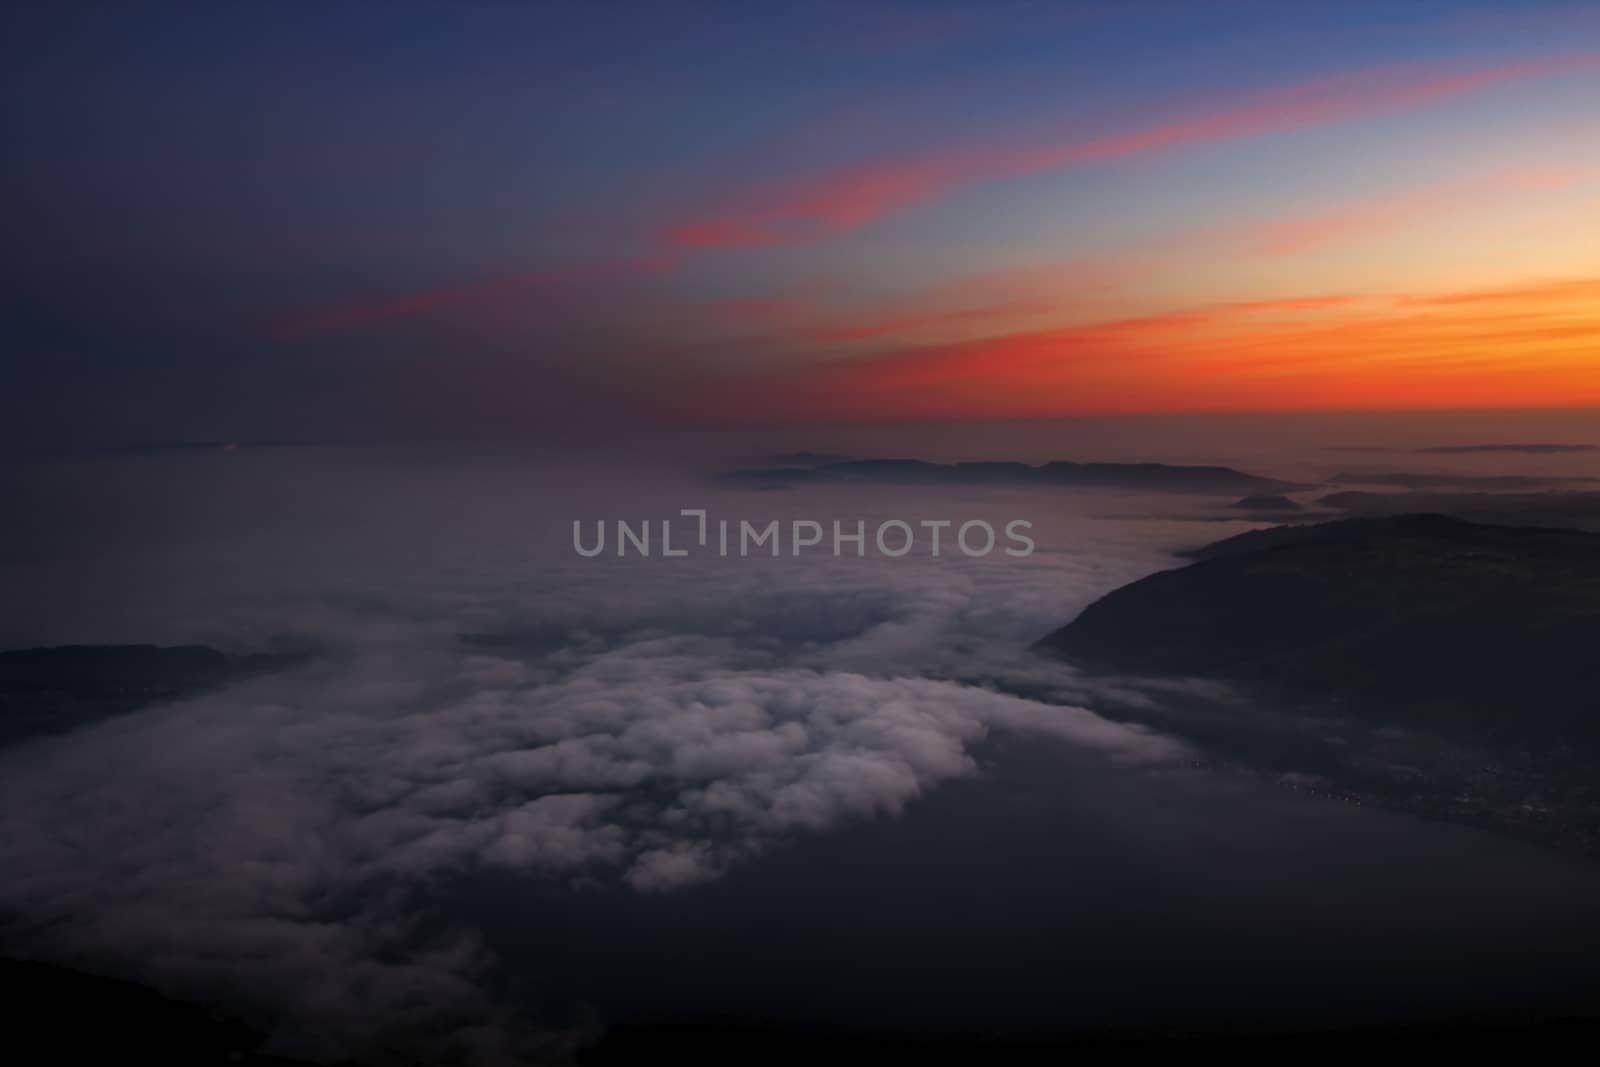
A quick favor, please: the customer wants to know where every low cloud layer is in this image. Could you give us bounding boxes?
[0,460,1194,1063]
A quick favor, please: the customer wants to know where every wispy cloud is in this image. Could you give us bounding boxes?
[270,53,1597,340]
[1243,166,1592,255]
[658,52,1600,250]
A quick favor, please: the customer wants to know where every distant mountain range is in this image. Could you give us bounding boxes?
[1416,443,1598,455]
[721,457,1304,493]
[1316,490,1600,528]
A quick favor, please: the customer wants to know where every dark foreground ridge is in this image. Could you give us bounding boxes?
[0,644,298,745]
[7,956,1598,1066]
[1037,514,1600,850]
[0,959,311,1065]
[579,1017,1600,1065]
[721,457,1303,493]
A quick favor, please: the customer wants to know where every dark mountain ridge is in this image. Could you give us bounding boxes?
[1036,515,1600,852]
[1040,514,1600,742]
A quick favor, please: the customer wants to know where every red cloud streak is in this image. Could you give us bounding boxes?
[659,52,1600,250]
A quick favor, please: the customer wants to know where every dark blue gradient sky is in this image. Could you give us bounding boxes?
[5,1,1599,449]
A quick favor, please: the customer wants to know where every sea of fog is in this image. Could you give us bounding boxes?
[2,421,1600,1063]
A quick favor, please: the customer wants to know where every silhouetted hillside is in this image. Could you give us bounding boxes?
[1041,515,1600,743]
[0,958,310,1065]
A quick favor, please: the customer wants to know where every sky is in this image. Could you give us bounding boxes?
[4,0,1600,449]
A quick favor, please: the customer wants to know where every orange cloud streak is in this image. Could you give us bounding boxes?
[687,277,1600,422]
[799,300,1058,342]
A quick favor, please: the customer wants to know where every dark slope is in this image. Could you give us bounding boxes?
[1039,515,1600,744]
[1036,515,1600,852]
[0,959,309,1065]
[6,957,1597,1066]
[1317,489,1600,527]
[581,1018,1600,1065]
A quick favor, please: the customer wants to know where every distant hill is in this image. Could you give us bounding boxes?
[1228,493,1301,512]
[1316,489,1600,528]
[1035,515,1600,850]
[1039,515,1600,743]
[1327,471,1596,490]
[721,458,1303,493]
[1416,443,1598,455]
